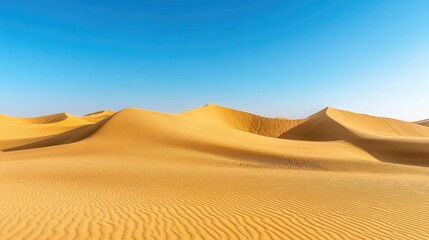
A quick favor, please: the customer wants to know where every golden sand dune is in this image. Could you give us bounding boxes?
[280,107,429,166]
[0,111,113,150]
[281,107,429,140]
[0,105,429,239]
[182,104,305,137]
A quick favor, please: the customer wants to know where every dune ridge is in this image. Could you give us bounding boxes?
[0,105,428,239]
[82,110,115,122]
[0,112,91,125]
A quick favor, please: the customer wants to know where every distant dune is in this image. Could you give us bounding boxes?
[1,105,428,239]
[0,110,113,150]
[182,104,305,137]
[416,118,429,127]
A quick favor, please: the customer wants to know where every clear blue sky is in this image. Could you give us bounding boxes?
[0,0,428,120]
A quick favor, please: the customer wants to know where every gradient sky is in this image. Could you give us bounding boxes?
[0,0,428,121]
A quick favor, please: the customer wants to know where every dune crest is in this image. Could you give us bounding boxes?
[82,110,115,122]
[0,112,88,125]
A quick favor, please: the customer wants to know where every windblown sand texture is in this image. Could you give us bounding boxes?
[1,104,429,239]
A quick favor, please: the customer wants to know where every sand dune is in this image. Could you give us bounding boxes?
[0,111,112,150]
[416,118,429,127]
[1,105,429,239]
[3,116,111,152]
[0,112,91,125]
[182,104,305,137]
[279,107,429,166]
[281,107,429,140]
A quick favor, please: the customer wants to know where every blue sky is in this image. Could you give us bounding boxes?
[0,0,428,120]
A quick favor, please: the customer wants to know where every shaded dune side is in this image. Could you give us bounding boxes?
[355,138,429,166]
[181,104,305,137]
[3,115,113,152]
[416,119,429,127]
[0,111,114,151]
[282,107,429,140]
[280,107,429,166]
[280,108,358,141]
[0,121,77,140]
[0,114,95,150]
[325,108,429,137]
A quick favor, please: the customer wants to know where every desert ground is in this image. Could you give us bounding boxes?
[1,104,429,239]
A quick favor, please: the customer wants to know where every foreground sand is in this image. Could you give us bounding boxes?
[1,105,429,239]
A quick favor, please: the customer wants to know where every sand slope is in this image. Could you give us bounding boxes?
[0,105,428,239]
[416,118,429,127]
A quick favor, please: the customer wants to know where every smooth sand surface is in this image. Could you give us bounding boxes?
[1,105,429,239]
